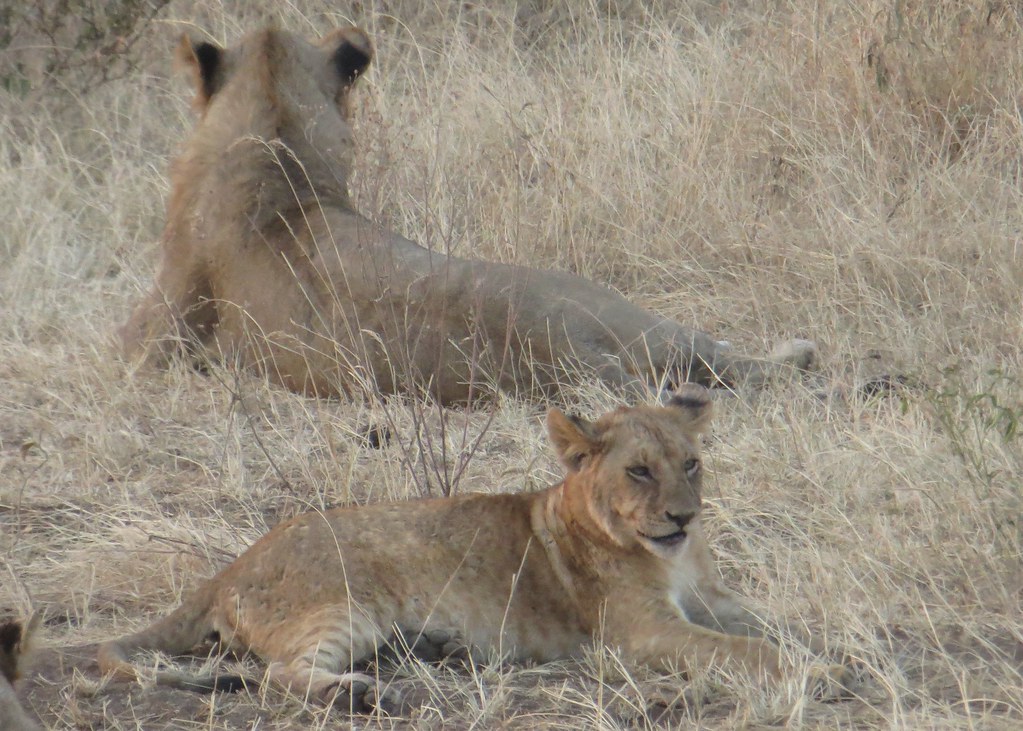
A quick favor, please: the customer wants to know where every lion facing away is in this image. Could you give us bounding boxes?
[99,385,852,711]
[119,25,815,403]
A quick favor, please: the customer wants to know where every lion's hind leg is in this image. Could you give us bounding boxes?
[389,626,484,668]
[268,659,397,714]
[120,260,218,366]
[681,336,817,389]
[264,607,400,714]
[98,587,220,683]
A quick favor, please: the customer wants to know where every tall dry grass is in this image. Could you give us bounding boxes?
[1,0,1021,728]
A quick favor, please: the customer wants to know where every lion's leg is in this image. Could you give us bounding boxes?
[662,530,856,697]
[660,327,816,388]
[608,580,784,679]
[391,627,484,667]
[622,617,785,680]
[553,346,662,401]
[681,585,829,650]
[267,660,398,713]
[693,596,830,655]
[264,608,399,713]
[623,617,854,697]
[681,584,771,640]
[693,341,816,388]
[120,259,218,364]
[590,359,659,400]
[0,674,39,731]
[677,525,829,652]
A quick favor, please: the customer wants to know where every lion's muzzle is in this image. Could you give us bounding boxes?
[640,511,697,548]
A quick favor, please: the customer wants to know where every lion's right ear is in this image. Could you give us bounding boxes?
[176,34,223,110]
[665,383,713,434]
[547,410,599,472]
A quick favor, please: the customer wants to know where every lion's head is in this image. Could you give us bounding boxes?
[548,385,712,554]
[177,24,371,119]
[170,26,372,220]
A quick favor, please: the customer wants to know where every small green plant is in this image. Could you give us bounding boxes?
[930,366,1022,546]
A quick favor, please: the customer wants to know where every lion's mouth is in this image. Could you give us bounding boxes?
[640,529,687,548]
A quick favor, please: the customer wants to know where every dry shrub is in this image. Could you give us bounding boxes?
[863,0,1021,161]
[0,0,171,98]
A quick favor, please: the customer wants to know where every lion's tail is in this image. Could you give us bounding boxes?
[155,669,252,693]
[651,320,816,389]
[97,586,252,693]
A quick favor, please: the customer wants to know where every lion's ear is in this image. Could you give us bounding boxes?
[665,383,713,433]
[320,26,373,86]
[547,409,599,472]
[176,34,223,110]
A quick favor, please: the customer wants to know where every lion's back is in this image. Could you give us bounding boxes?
[209,493,555,631]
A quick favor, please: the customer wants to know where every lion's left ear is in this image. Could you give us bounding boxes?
[320,26,373,86]
[547,409,599,472]
[665,383,713,434]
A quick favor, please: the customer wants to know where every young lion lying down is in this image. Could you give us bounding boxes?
[99,385,851,711]
[119,24,815,403]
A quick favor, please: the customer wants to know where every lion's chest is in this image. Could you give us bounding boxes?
[662,538,707,623]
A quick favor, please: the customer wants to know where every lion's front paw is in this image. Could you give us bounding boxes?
[771,338,817,370]
[806,663,858,701]
[410,628,460,661]
[325,672,400,714]
[408,628,483,668]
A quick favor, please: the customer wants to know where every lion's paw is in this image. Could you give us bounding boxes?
[806,662,858,701]
[325,672,400,714]
[770,338,817,371]
[407,628,483,667]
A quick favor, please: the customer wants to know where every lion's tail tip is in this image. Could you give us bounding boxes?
[157,670,252,694]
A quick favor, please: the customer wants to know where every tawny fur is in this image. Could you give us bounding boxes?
[119,25,816,403]
[0,614,42,731]
[98,385,851,710]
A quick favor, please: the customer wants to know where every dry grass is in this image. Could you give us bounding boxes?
[1,0,1021,728]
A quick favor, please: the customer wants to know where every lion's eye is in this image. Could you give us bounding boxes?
[626,465,652,481]
[684,458,700,477]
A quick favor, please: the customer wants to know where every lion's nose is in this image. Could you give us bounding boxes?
[666,511,696,530]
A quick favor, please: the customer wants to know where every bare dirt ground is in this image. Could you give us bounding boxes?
[2,1,1021,728]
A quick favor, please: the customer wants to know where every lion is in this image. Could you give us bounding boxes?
[0,613,41,731]
[98,384,852,712]
[118,25,816,403]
